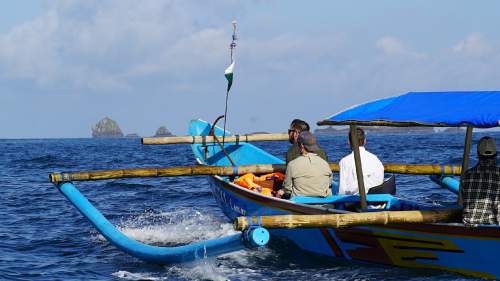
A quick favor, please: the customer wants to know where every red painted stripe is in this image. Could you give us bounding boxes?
[383,223,500,238]
[320,228,343,257]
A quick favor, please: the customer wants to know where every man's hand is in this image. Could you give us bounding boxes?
[276,189,285,198]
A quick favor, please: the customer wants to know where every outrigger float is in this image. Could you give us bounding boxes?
[49,91,500,279]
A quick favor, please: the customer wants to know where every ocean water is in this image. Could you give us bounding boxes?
[1,132,497,281]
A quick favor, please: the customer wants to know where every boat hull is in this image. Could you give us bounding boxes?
[208,175,500,279]
[189,118,500,279]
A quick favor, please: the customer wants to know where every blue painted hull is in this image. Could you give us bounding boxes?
[190,119,500,279]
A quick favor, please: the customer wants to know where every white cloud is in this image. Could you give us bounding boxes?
[2,1,500,138]
[375,36,425,59]
[376,36,405,55]
[453,32,492,57]
[0,0,236,92]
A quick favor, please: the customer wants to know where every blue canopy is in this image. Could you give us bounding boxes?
[319,91,500,128]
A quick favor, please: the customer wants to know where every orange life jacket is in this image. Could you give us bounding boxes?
[233,172,285,197]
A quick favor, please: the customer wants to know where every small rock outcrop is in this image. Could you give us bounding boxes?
[154,126,174,137]
[247,131,271,135]
[92,117,124,138]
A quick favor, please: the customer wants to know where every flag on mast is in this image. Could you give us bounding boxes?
[224,61,235,92]
[222,20,237,144]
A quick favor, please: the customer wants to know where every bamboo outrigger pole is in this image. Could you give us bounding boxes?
[142,133,289,145]
[49,164,286,183]
[49,163,461,184]
[234,208,462,231]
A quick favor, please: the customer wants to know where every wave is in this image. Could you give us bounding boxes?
[94,208,235,246]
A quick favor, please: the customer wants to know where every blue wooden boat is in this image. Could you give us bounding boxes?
[189,91,500,279]
[51,91,500,279]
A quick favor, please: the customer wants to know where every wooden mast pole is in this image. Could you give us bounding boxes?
[458,126,473,205]
[349,125,367,210]
[222,20,238,145]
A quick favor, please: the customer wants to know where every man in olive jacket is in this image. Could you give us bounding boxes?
[278,131,332,198]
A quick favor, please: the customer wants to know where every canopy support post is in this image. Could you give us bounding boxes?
[350,125,367,211]
[458,126,473,205]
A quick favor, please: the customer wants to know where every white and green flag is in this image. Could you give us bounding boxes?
[224,61,234,92]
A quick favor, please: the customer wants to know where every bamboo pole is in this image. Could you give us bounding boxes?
[380,163,461,175]
[234,208,462,231]
[142,133,289,145]
[49,164,287,183]
[49,163,462,184]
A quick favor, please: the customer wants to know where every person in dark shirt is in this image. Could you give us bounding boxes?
[286,119,328,164]
[461,136,500,226]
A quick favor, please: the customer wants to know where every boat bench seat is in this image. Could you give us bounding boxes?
[291,194,397,210]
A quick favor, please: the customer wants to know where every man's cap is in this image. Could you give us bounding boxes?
[478,136,497,157]
[298,131,321,152]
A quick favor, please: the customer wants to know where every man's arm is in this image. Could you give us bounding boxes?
[328,168,333,192]
[338,158,348,195]
[339,158,354,195]
[286,144,300,164]
[318,147,328,162]
[374,156,385,185]
[282,163,294,196]
[285,149,292,164]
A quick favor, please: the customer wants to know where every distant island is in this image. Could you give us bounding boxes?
[154,126,174,137]
[92,117,124,138]
[247,131,272,135]
[125,133,140,138]
[440,127,466,134]
[91,118,175,138]
[315,126,435,135]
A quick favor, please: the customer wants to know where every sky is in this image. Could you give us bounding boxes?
[1,0,500,138]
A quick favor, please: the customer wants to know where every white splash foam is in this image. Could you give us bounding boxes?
[102,208,273,280]
[112,270,162,280]
[166,260,231,281]
[219,247,274,267]
[95,208,236,246]
[113,259,232,281]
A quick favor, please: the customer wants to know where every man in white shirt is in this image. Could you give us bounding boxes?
[338,128,384,195]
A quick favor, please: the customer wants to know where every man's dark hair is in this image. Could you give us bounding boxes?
[348,127,366,146]
[290,119,310,133]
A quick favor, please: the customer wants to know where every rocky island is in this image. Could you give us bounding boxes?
[92,117,124,138]
[154,126,174,137]
[247,131,272,135]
